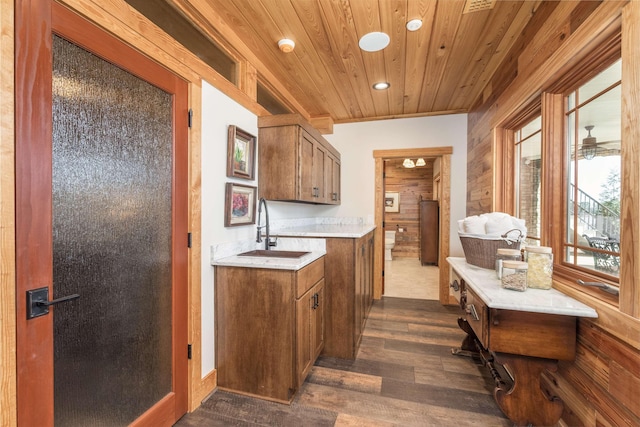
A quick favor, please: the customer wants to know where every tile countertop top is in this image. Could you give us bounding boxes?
[270,223,376,238]
[447,257,598,318]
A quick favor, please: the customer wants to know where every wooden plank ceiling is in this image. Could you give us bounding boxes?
[167,0,543,123]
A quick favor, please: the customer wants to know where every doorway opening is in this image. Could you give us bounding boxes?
[373,148,453,305]
[383,157,440,299]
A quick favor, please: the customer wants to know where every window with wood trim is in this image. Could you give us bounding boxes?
[564,59,621,282]
[125,0,239,85]
[499,47,622,304]
[514,116,542,245]
[257,81,292,115]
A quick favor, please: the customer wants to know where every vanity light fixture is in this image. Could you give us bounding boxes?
[278,38,295,53]
[373,82,390,90]
[415,158,426,166]
[359,31,390,52]
[406,19,423,31]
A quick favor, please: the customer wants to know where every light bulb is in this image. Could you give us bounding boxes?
[403,159,415,168]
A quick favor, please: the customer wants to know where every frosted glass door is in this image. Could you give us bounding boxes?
[52,35,173,426]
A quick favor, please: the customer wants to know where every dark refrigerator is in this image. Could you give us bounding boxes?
[419,200,439,265]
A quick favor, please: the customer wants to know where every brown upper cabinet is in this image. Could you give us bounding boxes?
[258,114,341,204]
[326,152,341,204]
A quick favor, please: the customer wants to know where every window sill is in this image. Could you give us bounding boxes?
[554,265,619,307]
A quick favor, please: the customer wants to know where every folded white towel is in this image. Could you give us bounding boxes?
[484,214,514,235]
[462,215,488,234]
[458,212,527,240]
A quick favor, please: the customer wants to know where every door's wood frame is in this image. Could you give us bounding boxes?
[2,0,16,424]
[15,2,189,424]
[15,0,54,422]
[373,148,454,305]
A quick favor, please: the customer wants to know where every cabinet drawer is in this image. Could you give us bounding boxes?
[296,257,325,298]
[489,309,576,360]
[465,287,488,348]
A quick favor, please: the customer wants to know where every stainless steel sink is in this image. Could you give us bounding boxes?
[237,250,310,258]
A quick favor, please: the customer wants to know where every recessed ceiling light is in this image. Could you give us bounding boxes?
[406,19,422,31]
[359,32,390,52]
[373,82,390,90]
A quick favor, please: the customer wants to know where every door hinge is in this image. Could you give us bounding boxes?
[187,344,192,360]
[187,232,192,248]
[188,109,193,128]
[382,221,385,228]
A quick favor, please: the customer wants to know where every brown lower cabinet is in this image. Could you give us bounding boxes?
[214,257,325,403]
[322,230,375,359]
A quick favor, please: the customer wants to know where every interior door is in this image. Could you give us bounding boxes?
[15,3,188,426]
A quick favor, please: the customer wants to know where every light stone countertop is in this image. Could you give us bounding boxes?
[447,257,598,318]
[211,237,326,271]
[212,251,325,271]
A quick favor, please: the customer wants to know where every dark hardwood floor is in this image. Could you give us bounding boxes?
[175,297,511,426]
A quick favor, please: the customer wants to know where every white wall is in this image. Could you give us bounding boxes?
[200,82,260,375]
[324,115,468,257]
[200,82,467,377]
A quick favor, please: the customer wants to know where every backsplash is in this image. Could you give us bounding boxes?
[270,216,366,231]
[210,217,366,262]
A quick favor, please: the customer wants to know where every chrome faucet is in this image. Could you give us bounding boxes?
[256,198,277,250]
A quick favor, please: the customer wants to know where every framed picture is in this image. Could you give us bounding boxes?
[224,183,257,227]
[385,192,399,212]
[227,125,256,180]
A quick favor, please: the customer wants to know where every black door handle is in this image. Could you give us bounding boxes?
[36,293,80,306]
[27,287,80,319]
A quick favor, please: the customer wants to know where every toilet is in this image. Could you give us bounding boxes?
[385,231,396,261]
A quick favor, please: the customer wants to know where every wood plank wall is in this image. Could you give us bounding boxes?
[384,158,433,258]
[466,1,640,426]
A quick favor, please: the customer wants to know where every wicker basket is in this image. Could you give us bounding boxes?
[459,229,523,269]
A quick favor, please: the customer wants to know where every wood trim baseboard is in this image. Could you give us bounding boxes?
[189,369,217,411]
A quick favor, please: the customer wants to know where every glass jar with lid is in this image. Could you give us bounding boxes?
[525,246,553,289]
[495,248,522,279]
[501,260,528,291]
